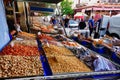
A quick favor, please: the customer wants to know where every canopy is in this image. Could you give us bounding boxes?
[14,0,63,3]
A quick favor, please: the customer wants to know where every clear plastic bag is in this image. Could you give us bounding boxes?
[93,55,116,71]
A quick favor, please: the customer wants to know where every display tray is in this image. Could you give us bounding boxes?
[30,27,58,35]
[30,28,40,34]
[43,44,92,74]
[0,40,44,78]
[40,43,120,79]
[17,32,36,40]
[76,39,120,66]
[41,30,58,35]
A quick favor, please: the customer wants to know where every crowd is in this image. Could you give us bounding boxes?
[49,15,105,38]
[7,13,105,39]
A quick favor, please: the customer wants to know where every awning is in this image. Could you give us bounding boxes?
[14,0,63,3]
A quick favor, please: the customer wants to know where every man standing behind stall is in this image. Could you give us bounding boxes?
[88,16,94,36]
[78,18,86,29]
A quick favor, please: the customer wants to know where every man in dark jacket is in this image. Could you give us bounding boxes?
[79,19,86,29]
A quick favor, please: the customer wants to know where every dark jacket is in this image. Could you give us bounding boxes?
[79,21,86,29]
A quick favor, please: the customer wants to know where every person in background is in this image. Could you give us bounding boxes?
[94,18,101,38]
[94,19,98,31]
[7,18,16,35]
[76,18,80,23]
[50,17,56,25]
[78,18,86,29]
[14,14,22,33]
[7,14,22,36]
[88,16,95,36]
[64,16,69,28]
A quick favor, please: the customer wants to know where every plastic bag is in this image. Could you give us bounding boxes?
[93,55,116,71]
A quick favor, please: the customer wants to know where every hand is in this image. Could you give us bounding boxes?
[10,30,16,36]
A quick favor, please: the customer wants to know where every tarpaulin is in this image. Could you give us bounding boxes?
[0,0,10,51]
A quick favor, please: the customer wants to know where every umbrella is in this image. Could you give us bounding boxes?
[74,12,88,19]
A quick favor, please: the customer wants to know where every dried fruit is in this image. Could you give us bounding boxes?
[0,44,39,56]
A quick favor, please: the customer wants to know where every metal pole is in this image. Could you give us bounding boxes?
[24,2,30,32]
[55,3,68,37]
[12,1,17,24]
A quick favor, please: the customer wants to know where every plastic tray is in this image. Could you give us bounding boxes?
[93,46,105,54]
[79,40,92,49]
[36,38,52,76]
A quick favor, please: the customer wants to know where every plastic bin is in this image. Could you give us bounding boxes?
[93,73,120,79]
[71,36,78,42]
[111,52,120,65]
[92,44,105,54]
[80,40,92,49]
[36,38,53,76]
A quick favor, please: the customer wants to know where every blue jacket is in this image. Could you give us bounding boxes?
[88,19,94,28]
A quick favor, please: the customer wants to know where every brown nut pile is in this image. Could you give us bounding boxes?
[0,55,43,78]
[17,32,36,40]
[43,44,91,74]
[43,44,73,56]
[47,55,91,74]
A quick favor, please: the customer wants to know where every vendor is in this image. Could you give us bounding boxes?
[7,14,22,36]
[7,18,17,36]
[14,14,22,32]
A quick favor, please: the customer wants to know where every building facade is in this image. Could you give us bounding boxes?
[74,0,120,16]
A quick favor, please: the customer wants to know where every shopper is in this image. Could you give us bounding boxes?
[64,16,69,28]
[88,16,95,36]
[78,18,86,29]
[50,17,56,25]
[94,19,98,31]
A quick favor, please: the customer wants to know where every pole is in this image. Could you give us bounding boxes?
[12,1,17,24]
[24,2,30,33]
[55,3,68,37]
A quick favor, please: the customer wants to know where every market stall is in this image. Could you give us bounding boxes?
[0,0,120,79]
[36,32,120,79]
[73,33,120,65]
